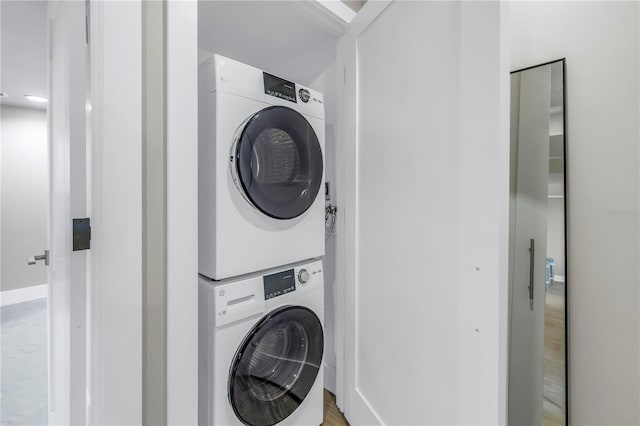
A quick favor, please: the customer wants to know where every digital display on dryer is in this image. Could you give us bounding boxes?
[263,72,297,103]
[263,269,296,300]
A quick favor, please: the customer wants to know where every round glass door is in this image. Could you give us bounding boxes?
[228,306,323,426]
[234,106,323,220]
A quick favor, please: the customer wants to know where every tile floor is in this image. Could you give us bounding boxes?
[1,298,48,426]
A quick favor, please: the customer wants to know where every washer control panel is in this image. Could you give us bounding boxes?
[263,269,296,300]
[298,269,310,283]
[263,263,323,300]
[297,265,322,286]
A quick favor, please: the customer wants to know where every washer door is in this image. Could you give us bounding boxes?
[234,106,323,220]
[228,306,323,426]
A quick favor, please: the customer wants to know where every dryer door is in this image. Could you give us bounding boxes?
[233,106,323,220]
[228,306,323,426]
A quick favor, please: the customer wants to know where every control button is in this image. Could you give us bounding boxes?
[298,269,310,284]
[299,88,310,103]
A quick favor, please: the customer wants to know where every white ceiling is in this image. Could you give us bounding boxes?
[342,0,367,13]
[1,1,348,112]
[1,0,48,110]
[198,1,343,86]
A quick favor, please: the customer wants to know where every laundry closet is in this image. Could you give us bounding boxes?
[194,2,508,425]
[197,3,343,425]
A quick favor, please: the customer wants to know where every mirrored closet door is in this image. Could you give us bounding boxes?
[508,59,567,426]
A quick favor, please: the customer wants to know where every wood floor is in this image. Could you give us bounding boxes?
[323,284,566,426]
[543,281,566,426]
[323,389,350,426]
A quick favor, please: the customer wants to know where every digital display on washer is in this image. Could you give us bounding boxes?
[263,269,296,300]
[263,72,297,103]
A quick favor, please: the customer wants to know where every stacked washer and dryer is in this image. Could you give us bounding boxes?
[198,55,326,426]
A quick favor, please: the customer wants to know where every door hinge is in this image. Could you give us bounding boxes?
[73,218,91,251]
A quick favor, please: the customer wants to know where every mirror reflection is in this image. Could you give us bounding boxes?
[508,59,567,426]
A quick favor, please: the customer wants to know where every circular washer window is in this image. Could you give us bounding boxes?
[228,306,323,426]
[234,106,323,220]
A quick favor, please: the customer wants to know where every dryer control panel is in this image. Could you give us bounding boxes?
[207,54,324,120]
[263,73,297,103]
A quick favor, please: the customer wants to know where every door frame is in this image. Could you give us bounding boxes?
[85,1,199,424]
[334,2,393,423]
[86,0,144,423]
[46,1,88,424]
[46,1,198,423]
[48,2,145,423]
[165,2,199,424]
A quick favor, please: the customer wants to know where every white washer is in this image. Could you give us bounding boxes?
[199,55,325,280]
[199,259,324,426]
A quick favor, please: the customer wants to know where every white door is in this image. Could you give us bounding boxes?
[336,1,508,424]
[339,4,455,423]
[28,2,147,424]
[47,2,88,424]
[508,66,551,425]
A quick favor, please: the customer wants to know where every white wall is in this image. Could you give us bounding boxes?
[165,2,198,424]
[142,1,167,423]
[511,2,640,424]
[547,196,565,277]
[87,2,143,424]
[47,3,89,423]
[458,3,510,422]
[0,105,48,292]
[309,60,338,393]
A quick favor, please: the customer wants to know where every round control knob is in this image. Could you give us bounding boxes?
[299,88,310,103]
[298,269,310,284]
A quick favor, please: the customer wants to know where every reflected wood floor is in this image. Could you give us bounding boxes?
[323,389,350,426]
[543,281,566,426]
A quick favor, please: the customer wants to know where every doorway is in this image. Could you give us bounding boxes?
[0,1,49,424]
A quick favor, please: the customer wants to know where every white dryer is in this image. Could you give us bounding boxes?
[199,55,325,280]
[199,259,324,426]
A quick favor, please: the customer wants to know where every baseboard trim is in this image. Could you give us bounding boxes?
[553,275,565,283]
[324,362,337,394]
[0,284,48,306]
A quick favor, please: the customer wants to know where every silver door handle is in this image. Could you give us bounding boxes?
[528,239,534,301]
[27,250,49,266]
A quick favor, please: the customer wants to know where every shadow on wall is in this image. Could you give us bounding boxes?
[322,122,338,393]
